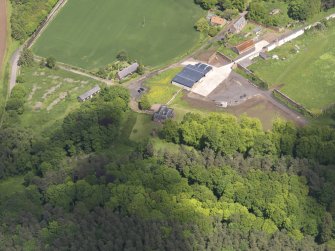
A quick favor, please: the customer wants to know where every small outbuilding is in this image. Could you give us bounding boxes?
[117,63,139,80]
[153,105,174,122]
[259,52,271,60]
[210,16,226,26]
[233,40,255,55]
[78,85,101,102]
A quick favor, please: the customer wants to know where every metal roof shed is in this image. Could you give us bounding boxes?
[117,63,139,80]
[78,85,101,102]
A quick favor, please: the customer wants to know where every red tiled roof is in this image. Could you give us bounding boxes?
[211,16,226,25]
[234,40,255,54]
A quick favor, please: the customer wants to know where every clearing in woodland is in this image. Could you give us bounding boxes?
[17,65,101,135]
[32,0,203,69]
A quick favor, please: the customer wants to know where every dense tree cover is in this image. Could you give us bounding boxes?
[195,0,329,24]
[162,113,335,164]
[0,86,130,178]
[0,137,333,249]
[10,0,58,41]
[0,88,334,249]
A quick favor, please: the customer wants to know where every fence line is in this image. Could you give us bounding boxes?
[273,89,314,117]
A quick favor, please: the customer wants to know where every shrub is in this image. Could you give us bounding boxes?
[139,95,151,110]
[46,57,56,69]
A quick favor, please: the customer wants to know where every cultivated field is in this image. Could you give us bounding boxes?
[33,0,203,69]
[18,65,101,134]
[250,25,335,113]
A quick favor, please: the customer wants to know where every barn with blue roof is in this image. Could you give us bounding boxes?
[171,63,212,90]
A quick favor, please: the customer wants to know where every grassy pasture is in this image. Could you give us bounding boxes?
[144,68,182,105]
[250,26,335,113]
[33,0,203,69]
[18,65,101,135]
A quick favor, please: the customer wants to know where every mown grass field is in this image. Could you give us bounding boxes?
[250,25,335,113]
[33,0,203,69]
[18,65,101,135]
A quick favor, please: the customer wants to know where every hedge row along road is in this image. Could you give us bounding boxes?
[0,0,7,77]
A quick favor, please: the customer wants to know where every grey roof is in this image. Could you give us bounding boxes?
[172,63,212,88]
[153,105,173,121]
[233,16,246,30]
[259,52,270,60]
[78,85,101,100]
[117,63,139,79]
[253,26,262,33]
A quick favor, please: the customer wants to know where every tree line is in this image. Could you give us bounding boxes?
[0,87,334,249]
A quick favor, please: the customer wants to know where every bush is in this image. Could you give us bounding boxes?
[208,26,220,37]
[194,17,209,32]
[116,51,129,61]
[139,95,151,110]
[16,75,25,83]
[18,48,34,67]
[137,64,145,75]
[46,57,56,69]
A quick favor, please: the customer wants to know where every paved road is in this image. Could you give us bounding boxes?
[9,47,22,92]
[0,0,7,76]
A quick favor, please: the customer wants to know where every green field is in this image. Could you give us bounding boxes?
[144,67,182,105]
[250,25,335,113]
[17,65,101,135]
[33,0,203,69]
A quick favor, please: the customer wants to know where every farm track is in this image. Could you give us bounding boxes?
[57,64,114,86]
[0,0,7,77]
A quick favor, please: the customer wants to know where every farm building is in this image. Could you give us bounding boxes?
[233,40,255,55]
[117,63,139,80]
[78,85,101,102]
[153,105,174,122]
[171,63,213,90]
[210,16,226,26]
[230,12,247,33]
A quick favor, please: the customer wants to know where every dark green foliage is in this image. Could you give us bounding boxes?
[18,48,34,67]
[5,84,28,114]
[2,1,335,248]
[10,0,58,41]
[136,64,145,75]
[0,128,34,178]
[139,95,151,110]
[288,0,321,20]
[46,57,56,69]
[116,50,129,61]
[161,113,335,165]
[61,87,128,153]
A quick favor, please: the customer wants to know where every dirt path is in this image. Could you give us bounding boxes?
[0,0,7,76]
[57,65,114,86]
